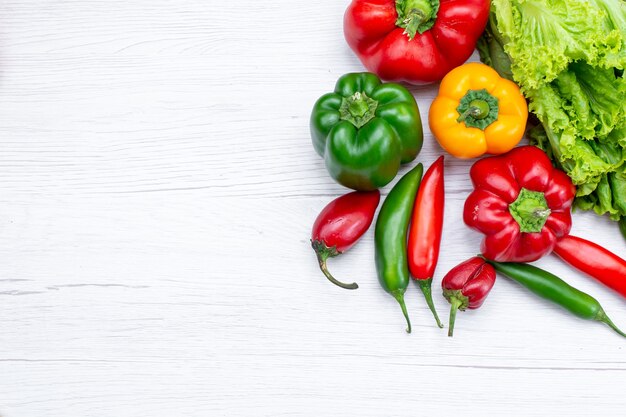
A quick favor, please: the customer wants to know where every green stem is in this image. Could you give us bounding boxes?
[315,250,358,290]
[456,89,499,130]
[394,292,412,333]
[418,278,443,328]
[338,92,378,129]
[619,217,626,242]
[347,92,369,118]
[456,100,490,122]
[509,188,551,233]
[448,297,462,337]
[395,0,440,39]
[597,310,626,338]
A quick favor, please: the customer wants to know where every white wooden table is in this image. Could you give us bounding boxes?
[1,1,625,416]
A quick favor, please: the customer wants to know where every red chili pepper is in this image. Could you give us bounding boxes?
[343,0,490,84]
[407,156,445,328]
[442,257,496,337]
[464,146,575,262]
[553,235,626,299]
[311,190,380,290]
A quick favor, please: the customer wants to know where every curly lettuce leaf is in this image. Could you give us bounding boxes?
[490,0,625,89]
[529,62,626,141]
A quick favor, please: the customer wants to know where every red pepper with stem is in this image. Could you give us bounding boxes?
[407,156,445,327]
[344,0,490,84]
[442,257,496,337]
[463,146,575,262]
[311,190,380,289]
[553,235,626,299]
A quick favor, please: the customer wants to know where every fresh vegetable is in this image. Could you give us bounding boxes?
[620,218,626,242]
[487,260,626,338]
[429,62,528,159]
[375,163,423,333]
[311,72,423,190]
[477,0,626,221]
[464,146,576,262]
[311,190,381,289]
[442,257,496,337]
[344,0,490,85]
[553,235,626,299]
[407,156,445,328]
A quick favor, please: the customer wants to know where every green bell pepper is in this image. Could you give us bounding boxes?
[310,72,423,190]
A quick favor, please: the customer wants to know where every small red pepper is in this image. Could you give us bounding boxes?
[464,146,575,262]
[407,156,445,328]
[311,190,380,290]
[442,257,496,337]
[553,235,626,299]
[343,0,490,84]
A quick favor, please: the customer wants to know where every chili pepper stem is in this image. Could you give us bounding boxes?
[312,242,358,290]
[316,253,359,290]
[393,291,412,333]
[447,296,463,337]
[418,278,443,328]
[597,310,626,338]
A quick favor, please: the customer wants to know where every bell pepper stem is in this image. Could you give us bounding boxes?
[418,278,443,328]
[456,100,490,122]
[393,292,412,333]
[597,310,626,338]
[509,188,551,233]
[347,92,369,118]
[339,92,378,129]
[312,241,358,290]
[447,296,463,337]
[395,0,440,39]
[456,89,499,130]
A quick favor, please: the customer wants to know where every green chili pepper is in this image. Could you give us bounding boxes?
[487,259,626,338]
[620,217,626,243]
[375,163,423,333]
[311,72,423,191]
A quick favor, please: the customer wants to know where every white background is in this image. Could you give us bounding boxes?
[1,1,625,416]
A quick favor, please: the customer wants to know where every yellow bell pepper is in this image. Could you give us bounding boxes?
[429,63,528,159]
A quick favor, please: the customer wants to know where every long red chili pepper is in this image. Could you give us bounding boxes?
[553,235,626,298]
[407,156,445,327]
[311,190,380,290]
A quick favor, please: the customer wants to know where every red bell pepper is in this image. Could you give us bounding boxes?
[464,146,575,262]
[442,257,496,337]
[311,190,380,289]
[343,0,490,85]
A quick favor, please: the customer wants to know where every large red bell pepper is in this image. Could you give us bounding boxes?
[343,0,490,85]
[464,146,576,262]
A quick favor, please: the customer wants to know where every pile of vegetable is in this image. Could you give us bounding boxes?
[477,0,626,230]
[307,0,626,340]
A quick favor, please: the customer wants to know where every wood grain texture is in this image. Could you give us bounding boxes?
[1,1,625,416]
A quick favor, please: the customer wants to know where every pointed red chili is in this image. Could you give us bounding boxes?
[553,235,626,299]
[442,257,496,337]
[311,190,380,290]
[407,156,445,328]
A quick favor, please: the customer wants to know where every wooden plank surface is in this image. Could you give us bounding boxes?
[1,1,625,416]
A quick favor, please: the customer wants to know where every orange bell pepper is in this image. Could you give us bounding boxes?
[429,63,528,159]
